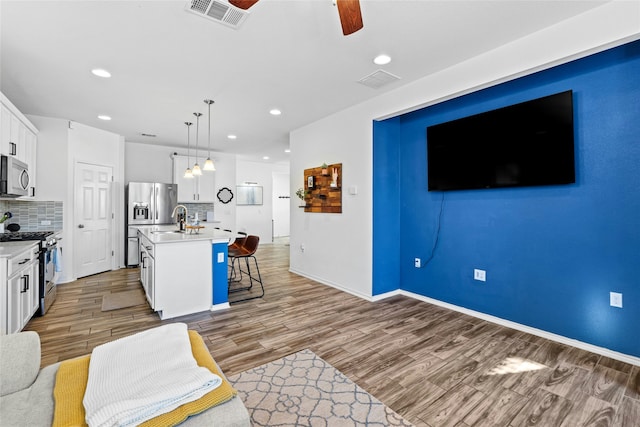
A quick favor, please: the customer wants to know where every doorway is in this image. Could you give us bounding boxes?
[74,162,113,278]
[272,172,290,239]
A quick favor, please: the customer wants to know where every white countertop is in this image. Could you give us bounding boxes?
[135,224,234,245]
[0,240,40,258]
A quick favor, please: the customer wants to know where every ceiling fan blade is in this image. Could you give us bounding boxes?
[228,0,260,10]
[336,0,363,36]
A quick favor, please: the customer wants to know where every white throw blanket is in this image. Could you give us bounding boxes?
[83,323,222,427]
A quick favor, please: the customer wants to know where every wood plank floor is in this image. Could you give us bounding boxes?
[24,239,640,426]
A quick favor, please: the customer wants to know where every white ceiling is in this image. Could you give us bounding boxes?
[1,0,606,164]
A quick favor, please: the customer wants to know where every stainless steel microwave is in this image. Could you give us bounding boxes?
[0,155,30,197]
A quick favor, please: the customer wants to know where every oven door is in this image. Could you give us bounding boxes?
[41,243,58,315]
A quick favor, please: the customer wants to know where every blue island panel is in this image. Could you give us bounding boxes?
[212,243,229,305]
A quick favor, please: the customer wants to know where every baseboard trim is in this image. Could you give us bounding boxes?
[288,268,374,301]
[397,290,640,367]
[210,302,230,312]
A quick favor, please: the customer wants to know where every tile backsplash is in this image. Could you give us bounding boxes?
[0,200,63,231]
[182,203,214,223]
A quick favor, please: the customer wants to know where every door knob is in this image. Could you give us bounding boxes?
[78,224,85,228]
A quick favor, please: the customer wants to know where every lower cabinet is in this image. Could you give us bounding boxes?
[2,245,40,334]
[137,231,213,320]
[139,233,155,309]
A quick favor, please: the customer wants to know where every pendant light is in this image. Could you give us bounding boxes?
[203,99,216,171]
[192,112,203,176]
[183,122,194,178]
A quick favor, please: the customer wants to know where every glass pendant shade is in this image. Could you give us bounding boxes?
[192,162,202,176]
[184,167,193,178]
[203,157,215,171]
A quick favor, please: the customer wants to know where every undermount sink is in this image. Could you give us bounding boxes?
[151,230,184,234]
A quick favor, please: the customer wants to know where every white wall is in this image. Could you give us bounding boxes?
[289,1,640,299]
[236,159,288,243]
[26,116,125,282]
[272,172,290,237]
[290,109,373,298]
[206,151,237,231]
[125,142,174,184]
[67,121,125,277]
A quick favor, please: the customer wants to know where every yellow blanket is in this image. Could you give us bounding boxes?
[52,330,237,427]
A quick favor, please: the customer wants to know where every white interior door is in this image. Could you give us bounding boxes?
[74,162,113,278]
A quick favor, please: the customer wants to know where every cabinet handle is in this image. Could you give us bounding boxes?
[25,275,29,290]
[21,276,27,293]
[10,142,16,156]
[19,258,30,265]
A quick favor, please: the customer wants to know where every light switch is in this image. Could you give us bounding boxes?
[217,253,224,263]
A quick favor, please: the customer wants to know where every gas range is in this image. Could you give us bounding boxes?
[0,230,60,316]
[0,231,54,243]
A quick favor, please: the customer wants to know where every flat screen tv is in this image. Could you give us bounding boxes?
[426,90,575,191]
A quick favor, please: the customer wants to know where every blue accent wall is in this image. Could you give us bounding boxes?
[373,117,402,295]
[372,40,640,357]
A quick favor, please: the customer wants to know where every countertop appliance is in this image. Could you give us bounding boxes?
[0,155,30,197]
[0,230,60,315]
[125,182,178,266]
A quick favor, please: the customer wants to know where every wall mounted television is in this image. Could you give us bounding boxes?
[426,90,575,191]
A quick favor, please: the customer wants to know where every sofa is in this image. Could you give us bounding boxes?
[0,331,250,426]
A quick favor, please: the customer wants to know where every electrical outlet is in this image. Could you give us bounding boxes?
[300,244,305,253]
[414,258,421,268]
[610,292,623,308]
[217,252,224,263]
[474,269,486,282]
[41,220,52,226]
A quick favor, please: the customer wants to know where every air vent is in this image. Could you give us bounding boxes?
[357,69,401,89]
[185,0,249,29]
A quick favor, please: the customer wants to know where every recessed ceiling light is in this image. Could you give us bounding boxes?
[284,149,291,153]
[373,54,391,65]
[263,156,270,160]
[98,115,111,121]
[269,109,282,116]
[91,68,111,78]
[227,134,237,140]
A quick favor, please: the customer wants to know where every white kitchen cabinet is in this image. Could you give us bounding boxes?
[4,245,40,334]
[173,155,216,203]
[136,226,218,320]
[138,232,155,309]
[1,93,38,198]
[23,130,37,197]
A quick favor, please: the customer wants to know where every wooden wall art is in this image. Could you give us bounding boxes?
[302,163,342,213]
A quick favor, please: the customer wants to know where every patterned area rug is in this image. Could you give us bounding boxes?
[228,349,414,426]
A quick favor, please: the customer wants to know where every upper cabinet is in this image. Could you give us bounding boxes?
[1,93,38,198]
[173,155,216,203]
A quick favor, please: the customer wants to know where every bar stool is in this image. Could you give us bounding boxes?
[228,235,264,303]
[228,232,248,282]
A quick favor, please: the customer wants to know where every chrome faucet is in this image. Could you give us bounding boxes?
[171,204,188,230]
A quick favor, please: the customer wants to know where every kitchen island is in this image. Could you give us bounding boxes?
[136,225,233,320]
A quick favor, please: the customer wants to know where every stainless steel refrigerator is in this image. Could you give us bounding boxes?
[125,182,178,266]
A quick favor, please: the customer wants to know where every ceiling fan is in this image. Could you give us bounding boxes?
[228,0,363,35]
